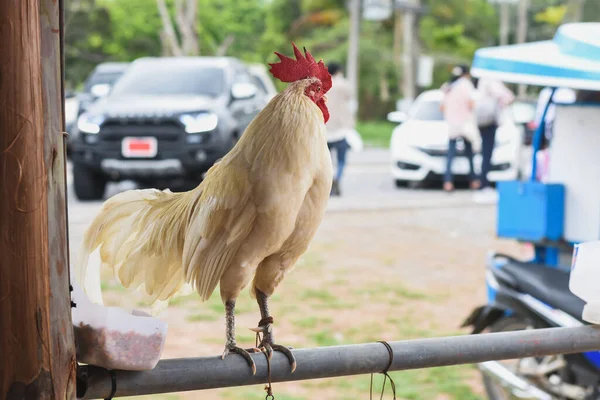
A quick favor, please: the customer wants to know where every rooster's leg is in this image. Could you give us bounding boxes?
[221,299,257,375]
[251,289,297,373]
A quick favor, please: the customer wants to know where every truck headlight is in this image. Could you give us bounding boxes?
[77,113,105,134]
[179,112,218,134]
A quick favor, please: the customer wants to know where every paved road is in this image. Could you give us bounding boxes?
[66,148,483,210]
[66,148,490,258]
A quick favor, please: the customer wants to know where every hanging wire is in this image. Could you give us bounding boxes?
[264,350,275,400]
[369,341,396,400]
[255,328,275,399]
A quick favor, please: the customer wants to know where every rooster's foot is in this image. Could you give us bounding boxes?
[222,344,257,375]
[250,319,296,373]
[262,343,297,373]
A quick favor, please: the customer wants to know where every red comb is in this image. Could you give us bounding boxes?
[269,43,332,93]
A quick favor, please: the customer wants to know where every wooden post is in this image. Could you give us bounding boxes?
[0,0,76,398]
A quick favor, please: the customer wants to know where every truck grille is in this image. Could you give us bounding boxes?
[92,117,201,160]
[100,119,183,141]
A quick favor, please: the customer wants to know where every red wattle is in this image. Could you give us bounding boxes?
[317,98,329,123]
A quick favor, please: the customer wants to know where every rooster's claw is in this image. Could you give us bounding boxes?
[255,333,297,372]
[251,317,296,373]
[269,344,297,373]
[222,345,257,375]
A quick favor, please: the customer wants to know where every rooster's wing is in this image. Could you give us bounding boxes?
[182,160,258,301]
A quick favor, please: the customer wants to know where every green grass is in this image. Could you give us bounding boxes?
[185,312,219,323]
[356,120,396,148]
[134,395,181,400]
[292,316,333,329]
[220,387,308,400]
[300,288,337,303]
[297,251,326,271]
[353,284,429,302]
[309,330,342,347]
[297,287,357,310]
[96,227,480,400]
[303,365,480,400]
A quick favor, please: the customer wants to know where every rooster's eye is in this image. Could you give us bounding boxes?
[317,86,321,92]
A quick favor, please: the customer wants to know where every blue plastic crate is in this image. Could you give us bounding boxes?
[497,180,565,241]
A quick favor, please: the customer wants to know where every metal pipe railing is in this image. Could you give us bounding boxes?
[79,325,600,399]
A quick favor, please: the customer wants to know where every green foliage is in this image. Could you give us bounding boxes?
[65,0,600,117]
[97,0,162,60]
[65,0,114,88]
[420,0,497,89]
[535,5,568,26]
[356,121,395,148]
[199,0,267,62]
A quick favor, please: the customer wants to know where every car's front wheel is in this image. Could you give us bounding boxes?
[73,163,107,201]
[394,179,408,188]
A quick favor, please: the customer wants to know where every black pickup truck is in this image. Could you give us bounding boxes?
[71,56,270,200]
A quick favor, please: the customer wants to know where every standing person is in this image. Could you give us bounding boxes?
[325,62,355,196]
[440,65,480,192]
[475,77,515,191]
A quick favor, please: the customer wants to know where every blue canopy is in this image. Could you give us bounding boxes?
[471,23,600,90]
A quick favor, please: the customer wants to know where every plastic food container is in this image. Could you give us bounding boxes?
[71,281,168,370]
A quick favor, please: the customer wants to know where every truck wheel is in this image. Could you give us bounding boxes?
[73,163,107,201]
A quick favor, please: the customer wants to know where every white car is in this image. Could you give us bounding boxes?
[388,90,524,188]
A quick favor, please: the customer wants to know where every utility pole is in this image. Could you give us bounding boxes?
[347,0,361,115]
[412,1,421,96]
[402,2,416,102]
[397,0,423,104]
[516,0,529,97]
[499,1,510,46]
[0,0,76,398]
[393,6,403,94]
[566,0,584,22]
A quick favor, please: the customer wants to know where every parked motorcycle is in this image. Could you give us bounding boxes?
[462,252,600,400]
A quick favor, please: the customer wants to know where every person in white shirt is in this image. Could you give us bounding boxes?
[325,62,356,196]
[440,65,480,192]
[475,77,515,190]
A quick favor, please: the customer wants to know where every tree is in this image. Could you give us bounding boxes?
[156,0,199,56]
[66,0,597,119]
[419,0,497,89]
[199,0,267,60]
[99,0,163,61]
[65,0,114,88]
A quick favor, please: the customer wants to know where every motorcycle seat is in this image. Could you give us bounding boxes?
[491,259,585,321]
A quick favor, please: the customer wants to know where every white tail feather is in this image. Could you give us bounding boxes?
[74,188,199,313]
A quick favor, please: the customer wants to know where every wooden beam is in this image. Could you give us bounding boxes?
[0,0,76,398]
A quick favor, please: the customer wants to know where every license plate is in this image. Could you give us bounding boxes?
[121,137,157,158]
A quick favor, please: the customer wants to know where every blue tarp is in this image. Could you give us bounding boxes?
[471,23,600,90]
